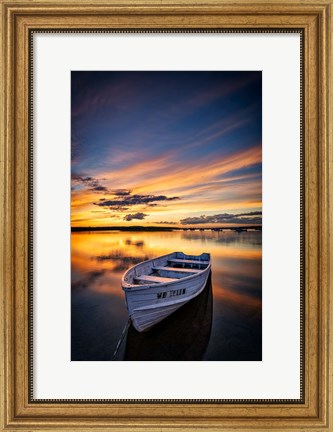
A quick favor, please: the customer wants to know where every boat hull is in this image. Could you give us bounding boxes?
[122,252,211,332]
[131,274,210,332]
[125,277,213,360]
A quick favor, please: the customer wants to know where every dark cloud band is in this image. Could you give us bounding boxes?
[94,193,180,209]
[72,174,107,193]
[180,212,262,225]
[123,212,147,221]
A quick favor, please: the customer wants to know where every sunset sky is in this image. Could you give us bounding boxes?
[71,71,262,228]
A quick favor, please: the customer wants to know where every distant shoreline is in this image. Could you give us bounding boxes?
[71,226,262,232]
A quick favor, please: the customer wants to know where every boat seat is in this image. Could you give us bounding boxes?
[134,275,178,284]
[153,266,201,274]
[168,258,209,266]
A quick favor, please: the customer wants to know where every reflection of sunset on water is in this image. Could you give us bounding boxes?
[71,230,262,360]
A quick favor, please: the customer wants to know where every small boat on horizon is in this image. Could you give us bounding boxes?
[122,251,211,332]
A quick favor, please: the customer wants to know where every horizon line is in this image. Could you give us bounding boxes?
[71,225,262,230]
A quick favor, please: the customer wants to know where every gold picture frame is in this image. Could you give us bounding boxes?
[1,0,332,430]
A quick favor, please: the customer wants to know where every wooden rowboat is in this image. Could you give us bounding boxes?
[124,276,212,360]
[122,251,211,332]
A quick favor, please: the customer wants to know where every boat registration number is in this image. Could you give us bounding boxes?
[157,288,186,299]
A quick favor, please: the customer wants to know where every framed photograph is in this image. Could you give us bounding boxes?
[70,70,263,363]
[1,0,332,431]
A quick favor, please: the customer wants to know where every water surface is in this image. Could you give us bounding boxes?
[71,230,262,361]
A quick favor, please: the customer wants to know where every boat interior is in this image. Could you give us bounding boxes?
[131,252,210,286]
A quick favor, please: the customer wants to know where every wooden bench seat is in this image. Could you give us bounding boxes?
[134,274,178,284]
[168,258,209,266]
[153,266,201,274]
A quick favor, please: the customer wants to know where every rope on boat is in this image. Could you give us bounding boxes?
[112,318,131,360]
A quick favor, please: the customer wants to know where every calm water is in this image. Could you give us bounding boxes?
[71,230,262,361]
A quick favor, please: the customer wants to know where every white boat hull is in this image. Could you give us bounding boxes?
[124,278,213,360]
[122,252,211,332]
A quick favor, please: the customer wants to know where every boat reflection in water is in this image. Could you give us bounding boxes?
[124,275,213,361]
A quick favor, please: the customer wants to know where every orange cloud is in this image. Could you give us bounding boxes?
[71,145,262,227]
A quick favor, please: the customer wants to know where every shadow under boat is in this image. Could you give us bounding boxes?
[124,274,213,361]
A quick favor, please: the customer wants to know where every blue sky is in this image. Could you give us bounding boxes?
[71,71,262,227]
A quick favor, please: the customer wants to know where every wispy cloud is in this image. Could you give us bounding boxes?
[163,73,260,120]
[133,144,262,197]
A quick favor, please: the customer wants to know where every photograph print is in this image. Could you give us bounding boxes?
[71,71,262,361]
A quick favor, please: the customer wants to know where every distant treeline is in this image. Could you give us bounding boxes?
[71,226,174,232]
[71,226,262,232]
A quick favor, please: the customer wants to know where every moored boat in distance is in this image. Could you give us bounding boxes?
[122,252,211,332]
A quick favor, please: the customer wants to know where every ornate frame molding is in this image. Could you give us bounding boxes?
[1,1,332,430]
